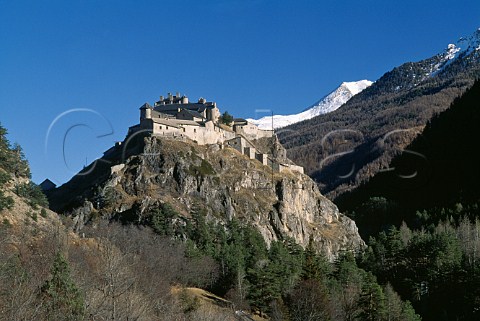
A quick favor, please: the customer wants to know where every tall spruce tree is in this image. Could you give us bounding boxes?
[41,253,84,321]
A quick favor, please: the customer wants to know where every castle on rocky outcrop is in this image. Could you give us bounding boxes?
[128,92,273,144]
[126,92,303,174]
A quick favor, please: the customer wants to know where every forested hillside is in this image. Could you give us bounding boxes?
[337,79,480,235]
[280,36,480,199]
[337,79,480,320]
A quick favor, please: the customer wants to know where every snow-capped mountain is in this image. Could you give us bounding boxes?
[278,26,480,199]
[430,28,480,76]
[247,80,373,130]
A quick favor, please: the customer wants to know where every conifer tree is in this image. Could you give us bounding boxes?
[41,253,84,321]
[401,300,422,321]
[358,273,386,321]
[303,237,331,281]
[247,261,282,316]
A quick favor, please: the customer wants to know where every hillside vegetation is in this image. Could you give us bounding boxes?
[280,44,480,199]
[337,79,480,236]
[0,122,421,320]
[337,80,480,320]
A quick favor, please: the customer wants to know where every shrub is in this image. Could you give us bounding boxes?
[0,171,11,186]
[189,159,216,177]
[0,191,14,211]
[2,218,11,227]
[14,182,48,208]
[179,288,200,313]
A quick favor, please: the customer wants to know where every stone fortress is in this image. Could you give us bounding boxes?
[126,92,304,174]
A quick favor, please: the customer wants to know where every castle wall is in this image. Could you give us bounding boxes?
[244,147,256,159]
[287,164,304,174]
[256,129,274,139]
[152,121,234,145]
[225,136,247,153]
[152,122,182,136]
[139,119,184,141]
[255,153,269,166]
[138,117,239,146]
[274,163,304,174]
[182,124,202,143]
[234,123,273,140]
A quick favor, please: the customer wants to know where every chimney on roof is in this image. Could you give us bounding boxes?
[176,92,180,97]
[168,92,172,100]
[160,95,164,101]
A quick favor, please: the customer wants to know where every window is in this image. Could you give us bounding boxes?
[166,126,169,130]
[194,129,197,133]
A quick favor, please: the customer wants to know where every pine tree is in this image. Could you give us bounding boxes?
[190,208,215,255]
[41,253,84,321]
[358,274,386,321]
[150,203,177,236]
[303,237,332,281]
[0,124,12,169]
[11,142,30,178]
[0,124,30,177]
[219,111,234,125]
[401,300,422,321]
[247,261,281,316]
[268,239,304,293]
[383,283,404,321]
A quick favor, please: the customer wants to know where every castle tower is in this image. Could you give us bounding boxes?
[139,102,153,120]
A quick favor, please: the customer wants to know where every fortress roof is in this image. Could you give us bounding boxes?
[182,109,206,119]
[139,102,153,110]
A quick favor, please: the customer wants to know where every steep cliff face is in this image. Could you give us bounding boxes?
[49,136,364,260]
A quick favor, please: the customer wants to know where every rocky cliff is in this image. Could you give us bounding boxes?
[49,135,364,260]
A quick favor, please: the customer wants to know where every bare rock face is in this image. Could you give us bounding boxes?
[50,136,365,261]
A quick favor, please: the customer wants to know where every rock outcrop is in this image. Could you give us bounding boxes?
[49,136,365,261]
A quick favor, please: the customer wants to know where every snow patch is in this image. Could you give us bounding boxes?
[248,80,373,130]
[430,28,480,76]
[445,44,461,59]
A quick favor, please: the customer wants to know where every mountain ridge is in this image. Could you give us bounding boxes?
[247,80,372,130]
[279,27,480,200]
[337,79,480,235]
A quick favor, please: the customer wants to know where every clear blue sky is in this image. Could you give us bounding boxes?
[1,0,479,185]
